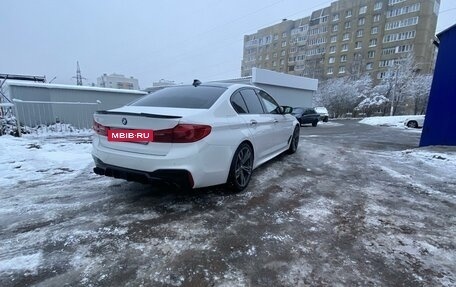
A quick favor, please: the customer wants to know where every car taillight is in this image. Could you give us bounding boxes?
[93,120,109,136]
[154,124,211,143]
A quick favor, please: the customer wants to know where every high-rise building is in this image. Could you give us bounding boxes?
[97,73,140,90]
[241,0,440,81]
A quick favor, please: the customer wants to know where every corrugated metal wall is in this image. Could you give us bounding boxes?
[9,85,146,129]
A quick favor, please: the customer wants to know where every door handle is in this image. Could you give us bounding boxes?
[250,120,257,125]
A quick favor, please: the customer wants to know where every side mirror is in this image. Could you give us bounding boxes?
[282,106,293,114]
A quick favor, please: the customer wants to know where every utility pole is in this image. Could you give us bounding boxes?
[72,61,86,86]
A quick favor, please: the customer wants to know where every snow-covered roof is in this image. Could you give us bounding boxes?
[5,80,147,95]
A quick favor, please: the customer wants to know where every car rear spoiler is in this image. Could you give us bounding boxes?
[95,110,182,119]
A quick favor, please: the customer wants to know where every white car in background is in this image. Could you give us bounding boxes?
[92,82,300,191]
[404,115,425,128]
[315,106,329,122]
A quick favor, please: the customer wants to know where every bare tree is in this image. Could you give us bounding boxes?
[404,73,433,115]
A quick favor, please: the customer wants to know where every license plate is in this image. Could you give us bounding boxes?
[107,129,154,142]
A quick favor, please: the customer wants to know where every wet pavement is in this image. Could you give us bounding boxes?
[1,120,455,286]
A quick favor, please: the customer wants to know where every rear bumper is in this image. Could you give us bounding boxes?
[93,156,193,188]
[91,136,235,188]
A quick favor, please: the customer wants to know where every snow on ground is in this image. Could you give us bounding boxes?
[359,115,423,131]
[0,134,93,188]
[318,121,344,127]
[0,122,455,286]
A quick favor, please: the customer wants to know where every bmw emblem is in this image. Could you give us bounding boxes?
[122,118,127,125]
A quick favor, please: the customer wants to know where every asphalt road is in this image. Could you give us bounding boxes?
[1,120,455,286]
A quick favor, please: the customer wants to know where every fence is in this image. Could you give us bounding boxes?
[11,99,100,136]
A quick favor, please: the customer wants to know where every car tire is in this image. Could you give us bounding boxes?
[227,142,254,192]
[312,120,318,127]
[287,126,300,154]
[407,120,418,128]
[323,116,328,122]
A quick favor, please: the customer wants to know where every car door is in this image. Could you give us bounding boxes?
[234,89,277,161]
[302,108,316,124]
[256,89,293,151]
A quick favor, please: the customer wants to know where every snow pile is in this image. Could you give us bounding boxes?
[26,123,94,137]
[0,115,25,136]
[359,115,421,129]
[0,135,93,187]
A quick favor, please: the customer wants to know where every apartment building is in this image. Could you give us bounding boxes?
[241,0,440,81]
[97,73,140,90]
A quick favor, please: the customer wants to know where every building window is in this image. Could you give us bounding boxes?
[329,57,335,64]
[358,18,365,26]
[383,30,416,43]
[357,29,364,37]
[280,59,285,65]
[345,21,351,29]
[327,67,334,74]
[371,27,379,34]
[281,41,287,47]
[343,33,350,41]
[333,13,339,21]
[281,50,286,56]
[387,3,420,18]
[388,0,406,5]
[339,66,346,73]
[265,54,270,60]
[282,32,287,38]
[373,14,381,22]
[329,46,336,53]
[274,34,278,41]
[359,6,367,14]
[333,24,338,32]
[379,59,396,67]
[355,41,362,49]
[366,63,373,70]
[346,10,352,18]
[397,44,414,53]
[272,61,277,67]
[341,44,348,51]
[273,52,277,58]
[368,51,375,58]
[331,35,337,43]
[385,16,419,30]
[369,38,377,46]
[382,47,396,55]
[340,55,347,62]
[374,2,383,10]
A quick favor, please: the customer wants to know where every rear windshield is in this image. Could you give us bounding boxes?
[130,86,226,109]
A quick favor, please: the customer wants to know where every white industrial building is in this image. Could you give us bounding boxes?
[214,68,318,108]
[97,73,140,90]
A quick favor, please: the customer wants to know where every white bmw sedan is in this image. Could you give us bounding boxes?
[92,82,300,191]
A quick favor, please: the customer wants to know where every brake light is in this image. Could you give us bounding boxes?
[93,120,109,136]
[154,124,211,143]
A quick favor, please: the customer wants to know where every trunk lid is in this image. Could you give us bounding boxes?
[94,106,204,156]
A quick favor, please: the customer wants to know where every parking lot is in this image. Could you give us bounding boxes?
[1,120,455,286]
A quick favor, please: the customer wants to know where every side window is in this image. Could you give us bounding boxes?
[230,91,248,114]
[304,109,313,115]
[256,90,280,114]
[239,89,264,114]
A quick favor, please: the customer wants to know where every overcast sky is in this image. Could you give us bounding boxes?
[2,0,455,88]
